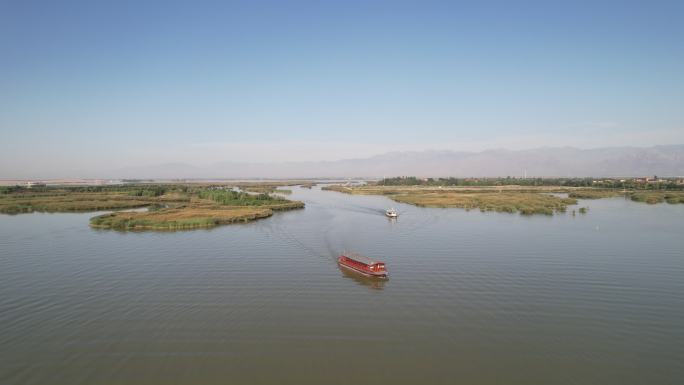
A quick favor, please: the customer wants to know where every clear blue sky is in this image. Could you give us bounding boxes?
[1,0,683,177]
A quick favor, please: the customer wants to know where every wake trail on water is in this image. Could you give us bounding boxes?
[265,220,337,263]
[402,209,431,228]
[265,186,427,261]
[322,202,384,217]
[262,210,372,265]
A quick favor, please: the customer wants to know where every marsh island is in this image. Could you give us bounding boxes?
[322,177,684,215]
[0,183,304,231]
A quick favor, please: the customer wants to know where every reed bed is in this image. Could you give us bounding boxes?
[90,207,274,230]
[630,191,684,204]
[0,192,160,214]
[568,190,626,199]
[392,192,577,215]
[323,185,577,215]
[1,184,304,230]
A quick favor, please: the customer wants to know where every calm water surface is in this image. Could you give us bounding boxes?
[1,187,683,384]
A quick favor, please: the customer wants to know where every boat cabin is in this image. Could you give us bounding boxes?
[338,252,387,277]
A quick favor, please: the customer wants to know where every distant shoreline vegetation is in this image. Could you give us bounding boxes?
[0,183,305,231]
[377,176,684,190]
[323,176,684,215]
[322,185,577,215]
[630,191,684,204]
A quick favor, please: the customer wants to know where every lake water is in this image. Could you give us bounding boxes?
[1,186,683,385]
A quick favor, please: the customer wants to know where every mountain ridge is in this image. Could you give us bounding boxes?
[101,144,684,179]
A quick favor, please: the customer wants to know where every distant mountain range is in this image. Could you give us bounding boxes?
[109,145,684,179]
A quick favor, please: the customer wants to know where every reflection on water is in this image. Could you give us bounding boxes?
[338,264,388,290]
[1,185,684,385]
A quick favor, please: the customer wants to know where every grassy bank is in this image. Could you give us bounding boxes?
[0,191,171,214]
[323,184,575,195]
[393,192,577,215]
[90,199,304,230]
[242,186,292,194]
[568,189,684,204]
[90,207,274,230]
[325,184,684,211]
[568,190,626,199]
[1,184,304,230]
[630,191,684,204]
[323,185,577,215]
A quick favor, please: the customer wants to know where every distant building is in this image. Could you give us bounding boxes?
[24,181,46,188]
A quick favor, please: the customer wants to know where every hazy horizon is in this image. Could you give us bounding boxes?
[3,144,683,180]
[2,1,683,177]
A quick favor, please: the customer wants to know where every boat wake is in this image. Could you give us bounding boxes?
[263,220,337,263]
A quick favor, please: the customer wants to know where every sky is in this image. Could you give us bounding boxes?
[1,0,683,178]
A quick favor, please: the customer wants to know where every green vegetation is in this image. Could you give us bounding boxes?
[0,183,304,230]
[565,187,684,204]
[578,207,588,214]
[198,189,289,205]
[378,176,684,190]
[325,180,684,211]
[241,186,293,195]
[392,192,576,215]
[630,191,684,204]
[90,207,274,230]
[568,190,625,199]
[323,185,577,215]
[0,190,165,214]
[127,186,168,197]
[242,186,278,194]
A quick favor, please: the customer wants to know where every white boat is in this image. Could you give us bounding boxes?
[385,208,398,218]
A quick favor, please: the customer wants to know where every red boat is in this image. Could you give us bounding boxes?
[338,252,388,278]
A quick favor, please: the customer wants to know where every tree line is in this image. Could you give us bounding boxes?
[377,176,684,190]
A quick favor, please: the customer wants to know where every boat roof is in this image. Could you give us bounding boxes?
[342,251,384,265]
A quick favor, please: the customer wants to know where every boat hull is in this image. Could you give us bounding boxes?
[337,259,388,278]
